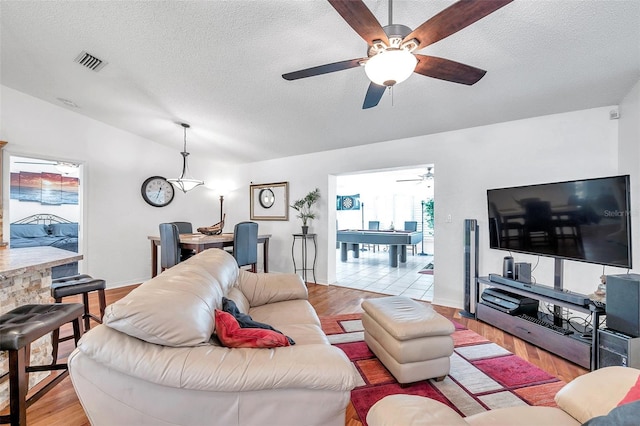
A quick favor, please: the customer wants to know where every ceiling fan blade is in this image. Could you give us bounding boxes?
[282,58,365,81]
[15,161,57,165]
[396,179,423,182]
[405,0,513,50]
[414,55,486,85]
[328,0,389,46]
[362,82,387,109]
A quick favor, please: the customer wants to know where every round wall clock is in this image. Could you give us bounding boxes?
[259,188,275,209]
[141,176,175,207]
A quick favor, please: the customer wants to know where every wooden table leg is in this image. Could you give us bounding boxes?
[263,239,269,273]
[151,240,159,278]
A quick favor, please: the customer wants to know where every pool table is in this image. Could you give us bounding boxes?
[337,229,422,267]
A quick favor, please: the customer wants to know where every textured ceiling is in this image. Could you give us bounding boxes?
[1,1,639,166]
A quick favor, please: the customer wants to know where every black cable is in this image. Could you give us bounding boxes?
[529,256,540,284]
[567,315,590,330]
[531,256,540,272]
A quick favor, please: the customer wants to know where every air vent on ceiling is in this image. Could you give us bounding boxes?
[74,51,108,72]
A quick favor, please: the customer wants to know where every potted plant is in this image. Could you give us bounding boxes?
[290,188,320,234]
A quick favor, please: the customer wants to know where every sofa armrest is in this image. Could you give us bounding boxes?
[367,395,469,426]
[237,270,308,307]
[555,366,640,424]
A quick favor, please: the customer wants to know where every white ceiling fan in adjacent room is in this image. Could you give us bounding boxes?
[13,159,80,175]
[396,167,434,183]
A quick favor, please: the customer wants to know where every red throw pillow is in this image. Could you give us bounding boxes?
[214,309,291,348]
[618,375,640,406]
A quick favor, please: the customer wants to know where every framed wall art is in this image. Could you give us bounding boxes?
[250,182,289,220]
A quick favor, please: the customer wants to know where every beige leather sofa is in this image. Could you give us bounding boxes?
[68,249,357,426]
[367,366,640,425]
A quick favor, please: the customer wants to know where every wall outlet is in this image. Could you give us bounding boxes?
[446,214,452,223]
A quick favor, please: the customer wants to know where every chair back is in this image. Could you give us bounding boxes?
[159,223,181,270]
[233,221,258,270]
[172,222,193,234]
[404,221,418,232]
[172,221,196,260]
[368,221,380,231]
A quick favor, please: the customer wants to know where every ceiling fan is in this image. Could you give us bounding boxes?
[396,167,434,183]
[282,0,513,109]
[15,160,58,165]
[14,160,79,174]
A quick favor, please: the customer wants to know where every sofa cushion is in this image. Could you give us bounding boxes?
[249,299,321,328]
[214,310,291,348]
[555,366,640,424]
[104,250,238,347]
[237,270,308,307]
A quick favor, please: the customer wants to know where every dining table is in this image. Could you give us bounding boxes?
[148,232,271,277]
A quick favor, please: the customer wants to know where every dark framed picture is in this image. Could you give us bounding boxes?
[250,182,289,220]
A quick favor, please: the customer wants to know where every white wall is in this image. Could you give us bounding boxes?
[227,106,628,309]
[618,78,640,278]
[2,83,637,310]
[1,86,224,287]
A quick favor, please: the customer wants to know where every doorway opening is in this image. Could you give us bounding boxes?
[8,154,83,278]
[334,166,435,301]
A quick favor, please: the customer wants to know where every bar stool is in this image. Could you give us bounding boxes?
[50,275,106,363]
[0,303,83,426]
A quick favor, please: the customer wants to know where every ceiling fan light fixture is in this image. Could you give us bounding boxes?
[364,48,417,87]
[55,162,79,174]
[167,123,204,193]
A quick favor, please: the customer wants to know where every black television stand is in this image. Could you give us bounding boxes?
[476,259,603,370]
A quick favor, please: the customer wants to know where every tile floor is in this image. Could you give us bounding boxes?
[333,246,434,302]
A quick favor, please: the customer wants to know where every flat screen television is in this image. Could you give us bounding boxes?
[487,175,632,268]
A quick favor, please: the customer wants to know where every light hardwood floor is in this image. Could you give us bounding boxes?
[1,283,588,426]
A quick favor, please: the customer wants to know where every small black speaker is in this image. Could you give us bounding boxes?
[515,262,531,283]
[606,274,640,337]
[502,256,514,279]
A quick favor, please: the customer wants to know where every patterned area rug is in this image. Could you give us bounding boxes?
[320,313,565,426]
[418,261,434,275]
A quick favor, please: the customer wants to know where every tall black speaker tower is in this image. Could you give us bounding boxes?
[460,219,479,318]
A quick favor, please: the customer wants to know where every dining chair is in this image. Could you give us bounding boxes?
[233,221,258,272]
[172,221,192,234]
[404,221,418,255]
[159,223,181,271]
[172,221,196,260]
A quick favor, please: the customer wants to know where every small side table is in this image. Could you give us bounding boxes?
[292,233,317,283]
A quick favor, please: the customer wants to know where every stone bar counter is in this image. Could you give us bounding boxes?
[0,246,83,409]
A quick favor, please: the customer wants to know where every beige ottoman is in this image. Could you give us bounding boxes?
[361,296,455,384]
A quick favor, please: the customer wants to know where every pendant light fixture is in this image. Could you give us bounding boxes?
[167,123,204,193]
